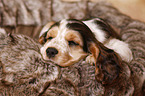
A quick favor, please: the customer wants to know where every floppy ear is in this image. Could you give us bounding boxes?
[87,42,122,86]
[39,21,55,44]
[97,43,122,85]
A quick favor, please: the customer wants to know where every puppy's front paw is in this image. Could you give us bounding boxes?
[85,54,96,66]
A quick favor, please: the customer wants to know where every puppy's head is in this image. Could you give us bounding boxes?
[39,19,94,67]
[39,19,122,85]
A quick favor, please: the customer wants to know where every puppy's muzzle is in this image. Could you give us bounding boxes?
[46,47,58,58]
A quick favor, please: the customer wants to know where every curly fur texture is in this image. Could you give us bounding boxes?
[0,29,59,95]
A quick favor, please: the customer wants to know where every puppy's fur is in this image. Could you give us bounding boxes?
[39,18,132,67]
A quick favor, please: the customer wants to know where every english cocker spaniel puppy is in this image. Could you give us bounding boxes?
[39,18,132,67]
[39,18,133,88]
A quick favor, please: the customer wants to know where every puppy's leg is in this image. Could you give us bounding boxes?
[85,54,96,65]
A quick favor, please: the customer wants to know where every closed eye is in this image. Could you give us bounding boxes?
[43,37,53,43]
[47,37,53,40]
[68,41,79,46]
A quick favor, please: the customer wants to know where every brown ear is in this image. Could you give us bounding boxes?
[88,42,122,86]
[39,21,55,44]
[95,43,122,85]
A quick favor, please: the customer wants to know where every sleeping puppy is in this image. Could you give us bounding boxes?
[38,18,133,86]
[39,18,132,67]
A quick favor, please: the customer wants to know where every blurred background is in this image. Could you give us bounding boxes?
[0,0,145,40]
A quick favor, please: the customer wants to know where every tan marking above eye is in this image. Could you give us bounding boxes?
[46,27,58,39]
[65,30,83,46]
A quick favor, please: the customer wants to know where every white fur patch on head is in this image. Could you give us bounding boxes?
[105,39,133,62]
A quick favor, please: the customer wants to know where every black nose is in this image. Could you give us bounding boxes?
[46,47,58,58]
